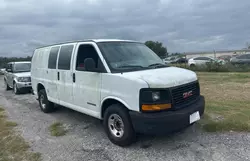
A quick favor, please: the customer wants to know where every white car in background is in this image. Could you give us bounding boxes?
[188,56,225,67]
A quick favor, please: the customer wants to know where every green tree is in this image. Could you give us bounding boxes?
[245,42,250,49]
[145,41,168,58]
[0,56,32,68]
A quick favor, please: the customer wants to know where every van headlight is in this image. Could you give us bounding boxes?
[140,89,172,112]
[152,92,160,101]
[17,77,30,82]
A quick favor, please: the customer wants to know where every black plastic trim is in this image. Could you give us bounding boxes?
[139,80,200,113]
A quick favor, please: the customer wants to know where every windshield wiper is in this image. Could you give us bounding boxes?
[148,63,167,68]
[117,65,145,69]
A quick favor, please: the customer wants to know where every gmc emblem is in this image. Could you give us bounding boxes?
[183,91,193,98]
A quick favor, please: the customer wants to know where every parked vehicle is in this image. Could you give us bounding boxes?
[217,55,232,62]
[31,39,205,146]
[188,56,224,67]
[0,68,6,75]
[163,56,176,64]
[164,56,187,64]
[172,57,188,64]
[4,61,32,94]
[230,54,250,64]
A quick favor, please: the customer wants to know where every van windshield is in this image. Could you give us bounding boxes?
[13,63,31,73]
[97,42,167,72]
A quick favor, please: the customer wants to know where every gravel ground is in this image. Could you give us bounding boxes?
[1,76,250,161]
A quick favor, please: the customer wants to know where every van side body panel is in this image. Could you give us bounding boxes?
[100,73,148,117]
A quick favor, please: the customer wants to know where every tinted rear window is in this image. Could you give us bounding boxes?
[48,46,60,69]
[194,57,211,60]
[58,45,74,70]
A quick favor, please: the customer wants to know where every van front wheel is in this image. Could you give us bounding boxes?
[103,104,136,147]
[38,89,54,113]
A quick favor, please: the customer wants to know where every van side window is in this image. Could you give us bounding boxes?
[48,46,60,69]
[76,44,105,72]
[58,45,74,70]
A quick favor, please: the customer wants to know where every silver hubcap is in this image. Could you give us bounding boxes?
[108,114,124,138]
[40,95,46,109]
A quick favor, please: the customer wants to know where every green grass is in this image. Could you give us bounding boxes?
[5,121,18,127]
[0,107,4,112]
[49,122,67,136]
[173,63,250,72]
[197,72,250,83]
[197,72,250,132]
[0,107,42,161]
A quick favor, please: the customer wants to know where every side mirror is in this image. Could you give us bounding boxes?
[84,58,97,72]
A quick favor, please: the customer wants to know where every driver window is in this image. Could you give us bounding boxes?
[76,44,105,72]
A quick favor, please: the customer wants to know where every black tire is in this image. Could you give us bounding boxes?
[103,104,136,147]
[4,79,11,91]
[38,89,54,113]
[13,82,21,94]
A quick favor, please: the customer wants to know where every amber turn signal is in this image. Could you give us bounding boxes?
[141,104,171,111]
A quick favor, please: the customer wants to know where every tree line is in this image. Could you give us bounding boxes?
[0,56,32,68]
[0,41,168,68]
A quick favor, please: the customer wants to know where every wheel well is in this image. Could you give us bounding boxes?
[101,99,127,118]
[37,83,45,93]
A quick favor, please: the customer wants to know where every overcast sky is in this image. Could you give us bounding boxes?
[1,0,250,57]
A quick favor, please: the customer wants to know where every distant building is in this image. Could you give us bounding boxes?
[184,49,250,59]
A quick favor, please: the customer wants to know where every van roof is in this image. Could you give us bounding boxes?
[8,61,31,64]
[36,39,140,49]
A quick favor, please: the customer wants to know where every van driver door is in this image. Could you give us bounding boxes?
[72,42,106,118]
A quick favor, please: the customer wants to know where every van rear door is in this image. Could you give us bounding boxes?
[56,44,75,106]
[47,46,60,103]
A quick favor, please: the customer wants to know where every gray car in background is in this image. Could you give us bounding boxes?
[4,61,32,94]
[230,54,250,64]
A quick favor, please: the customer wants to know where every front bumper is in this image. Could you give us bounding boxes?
[16,82,32,89]
[129,96,205,135]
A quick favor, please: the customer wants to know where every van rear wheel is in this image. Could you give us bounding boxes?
[103,104,136,147]
[38,89,54,113]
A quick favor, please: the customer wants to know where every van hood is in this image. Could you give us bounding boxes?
[14,72,31,77]
[123,67,197,88]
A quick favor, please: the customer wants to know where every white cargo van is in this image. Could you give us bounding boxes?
[31,39,205,146]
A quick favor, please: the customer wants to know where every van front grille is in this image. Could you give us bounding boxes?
[171,81,200,108]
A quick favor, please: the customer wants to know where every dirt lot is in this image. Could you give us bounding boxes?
[1,75,250,161]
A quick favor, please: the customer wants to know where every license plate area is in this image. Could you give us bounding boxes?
[189,111,200,124]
